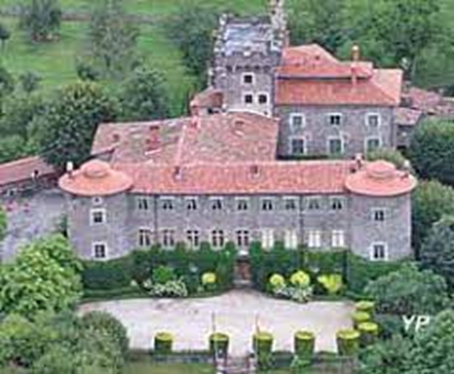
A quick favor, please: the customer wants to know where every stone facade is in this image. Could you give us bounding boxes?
[276,105,396,158]
[66,189,412,262]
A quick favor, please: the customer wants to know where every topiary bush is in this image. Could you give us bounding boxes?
[290,270,311,288]
[209,332,229,357]
[336,329,360,356]
[294,331,315,358]
[358,322,379,347]
[201,272,217,292]
[269,273,286,291]
[355,301,375,316]
[317,274,343,295]
[253,331,274,355]
[352,311,371,329]
[154,332,173,355]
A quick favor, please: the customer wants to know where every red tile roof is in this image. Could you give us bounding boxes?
[191,88,224,109]
[275,44,403,106]
[91,112,279,165]
[114,160,355,195]
[395,107,424,126]
[345,161,417,197]
[0,156,56,187]
[59,159,133,197]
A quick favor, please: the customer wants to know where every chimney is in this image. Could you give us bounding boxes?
[402,160,412,177]
[355,153,364,170]
[145,125,160,153]
[351,45,360,86]
[66,161,74,178]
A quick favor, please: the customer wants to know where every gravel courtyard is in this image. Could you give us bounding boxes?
[80,290,353,355]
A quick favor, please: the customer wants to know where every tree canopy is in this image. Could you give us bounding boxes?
[19,0,62,42]
[37,81,117,169]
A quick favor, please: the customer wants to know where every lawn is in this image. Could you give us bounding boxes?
[124,362,214,374]
[0,0,266,115]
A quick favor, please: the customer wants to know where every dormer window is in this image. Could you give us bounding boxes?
[242,73,254,85]
[330,197,344,211]
[211,198,223,211]
[261,198,274,211]
[186,197,198,211]
[161,198,174,211]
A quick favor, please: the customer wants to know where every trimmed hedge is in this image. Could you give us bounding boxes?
[82,257,132,290]
[294,331,315,358]
[352,311,371,329]
[209,333,229,357]
[154,332,173,354]
[355,301,375,316]
[336,329,360,356]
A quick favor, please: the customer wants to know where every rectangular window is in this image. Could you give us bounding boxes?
[290,138,306,155]
[370,243,388,261]
[307,230,322,248]
[242,73,254,85]
[289,113,305,131]
[90,209,106,225]
[328,114,342,126]
[330,197,344,211]
[367,113,381,128]
[262,229,274,249]
[185,197,198,211]
[372,208,386,222]
[284,197,298,211]
[236,230,250,248]
[331,230,345,248]
[211,230,225,249]
[328,138,343,155]
[161,198,174,211]
[258,93,269,104]
[236,198,249,211]
[138,228,152,248]
[284,230,298,249]
[306,197,321,211]
[162,229,176,249]
[92,242,107,259]
[136,197,149,211]
[261,198,274,212]
[243,94,254,104]
[366,137,381,153]
[211,198,223,211]
[186,230,200,248]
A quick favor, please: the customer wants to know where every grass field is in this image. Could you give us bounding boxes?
[0,0,266,115]
[124,362,214,374]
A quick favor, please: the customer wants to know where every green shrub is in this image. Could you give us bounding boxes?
[352,311,371,328]
[82,258,131,290]
[147,279,188,298]
[317,274,343,295]
[375,314,405,339]
[154,332,173,355]
[81,311,129,359]
[290,270,311,288]
[294,331,315,358]
[358,322,379,347]
[253,331,274,356]
[209,332,229,357]
[152,265,176,284]
[355,301,375,315]
[336,329,360,356]
[269,274,286,290]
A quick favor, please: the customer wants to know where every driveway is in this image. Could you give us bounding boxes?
[0,189,66,262]
[79,290,353,355]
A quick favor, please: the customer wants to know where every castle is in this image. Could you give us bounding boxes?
[58,0,417,263]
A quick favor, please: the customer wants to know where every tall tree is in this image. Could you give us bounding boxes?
[37,81,116,169]
[420,216,454,289]
[287,0,346,52]
[412,180,454,252]
[118,65,170,121]
[0,206,6,242]
[165,3,218,88]
[88,0,139,80]
[409,119,454,186]
[0,65,15,105]
[19,0,62,42]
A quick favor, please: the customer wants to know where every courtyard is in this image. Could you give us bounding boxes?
[79,289,353,356]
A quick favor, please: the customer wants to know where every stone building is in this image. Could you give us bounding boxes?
[59,112,416,262]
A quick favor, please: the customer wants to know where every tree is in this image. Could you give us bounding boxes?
[420,216,454,289]
[0,206,6,242]
[0,136,27,164]
[88,0,139,80]
[409,119,454,186]
[366,148,410,170]
[19,0,62,42]
[364,263,449,316]
[287,0,346,52]
[37,81,117,169]
[411,180,454,252]
[165,2,218,87]
[358,334,412,374]
[0,65,15,103]
[0,235,82,318]
[405,310,454,373]
[118,65,170,121]
[19,71,41,93]
[0,23,11,49]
